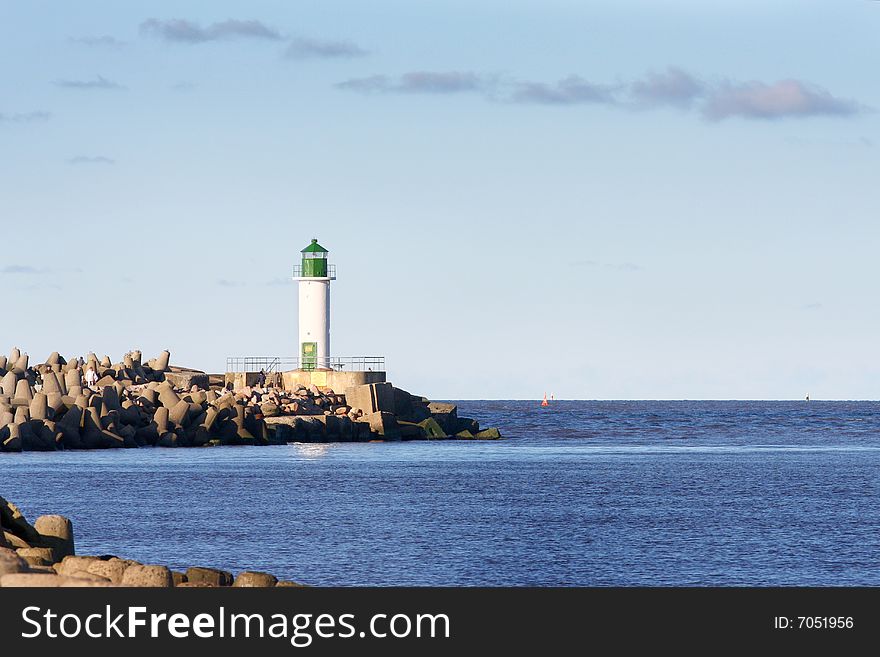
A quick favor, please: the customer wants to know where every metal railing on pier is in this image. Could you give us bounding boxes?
[225,356,384,373]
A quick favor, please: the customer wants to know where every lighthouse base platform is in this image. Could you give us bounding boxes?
[281,369,386,391]
[225,369,386,392]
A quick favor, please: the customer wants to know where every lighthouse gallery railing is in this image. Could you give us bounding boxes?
[225,356,384,373]
[292,264,337,278]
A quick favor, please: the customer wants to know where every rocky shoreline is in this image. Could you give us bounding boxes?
[1,495,297,587]
[0,347,501,452]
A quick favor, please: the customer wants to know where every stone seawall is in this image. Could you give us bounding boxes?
[0,348,501,452]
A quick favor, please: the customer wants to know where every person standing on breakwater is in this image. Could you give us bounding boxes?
[258,369,267,388]
[84,367,98,389]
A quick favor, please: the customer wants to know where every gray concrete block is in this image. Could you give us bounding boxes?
[362,411,401,440]
[344,382,396,414]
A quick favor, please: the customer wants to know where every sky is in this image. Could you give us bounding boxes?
[1,0,878,400]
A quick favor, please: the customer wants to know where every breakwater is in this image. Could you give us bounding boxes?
[0,347,501,452]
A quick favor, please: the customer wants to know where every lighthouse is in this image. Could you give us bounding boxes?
[293,238,336,370]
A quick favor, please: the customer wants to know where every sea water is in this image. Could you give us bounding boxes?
[2,401,879,586]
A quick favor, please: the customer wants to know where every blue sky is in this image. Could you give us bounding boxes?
[1,0,878,399]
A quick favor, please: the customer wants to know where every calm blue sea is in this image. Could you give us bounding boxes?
[3,401,880,586]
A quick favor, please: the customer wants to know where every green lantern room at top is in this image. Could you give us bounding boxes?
[301,238,329,277]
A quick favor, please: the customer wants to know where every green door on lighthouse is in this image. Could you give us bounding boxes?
[301,342,317,371]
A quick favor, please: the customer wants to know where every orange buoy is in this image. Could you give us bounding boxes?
[541,393,549,407]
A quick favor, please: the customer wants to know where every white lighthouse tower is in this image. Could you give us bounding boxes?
[293,238,335,370]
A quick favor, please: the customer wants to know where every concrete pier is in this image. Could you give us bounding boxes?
[224,368,385,392]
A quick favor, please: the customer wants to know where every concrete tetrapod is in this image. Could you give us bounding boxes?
[29,393,49,421]
[157,384,180,409]
[1,372,16,398]
[152,350,171,372]
[13,379,32,405]
[64,369,82,391]
[33,516,75,561]
[1,423,22,452]
[13,407,29,425]
[120,565,173,588]
[41,371,62,395]
[13,354,28,374]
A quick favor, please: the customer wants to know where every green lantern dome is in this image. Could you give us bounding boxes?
[300,238,329,277]
[301,238,329,254]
